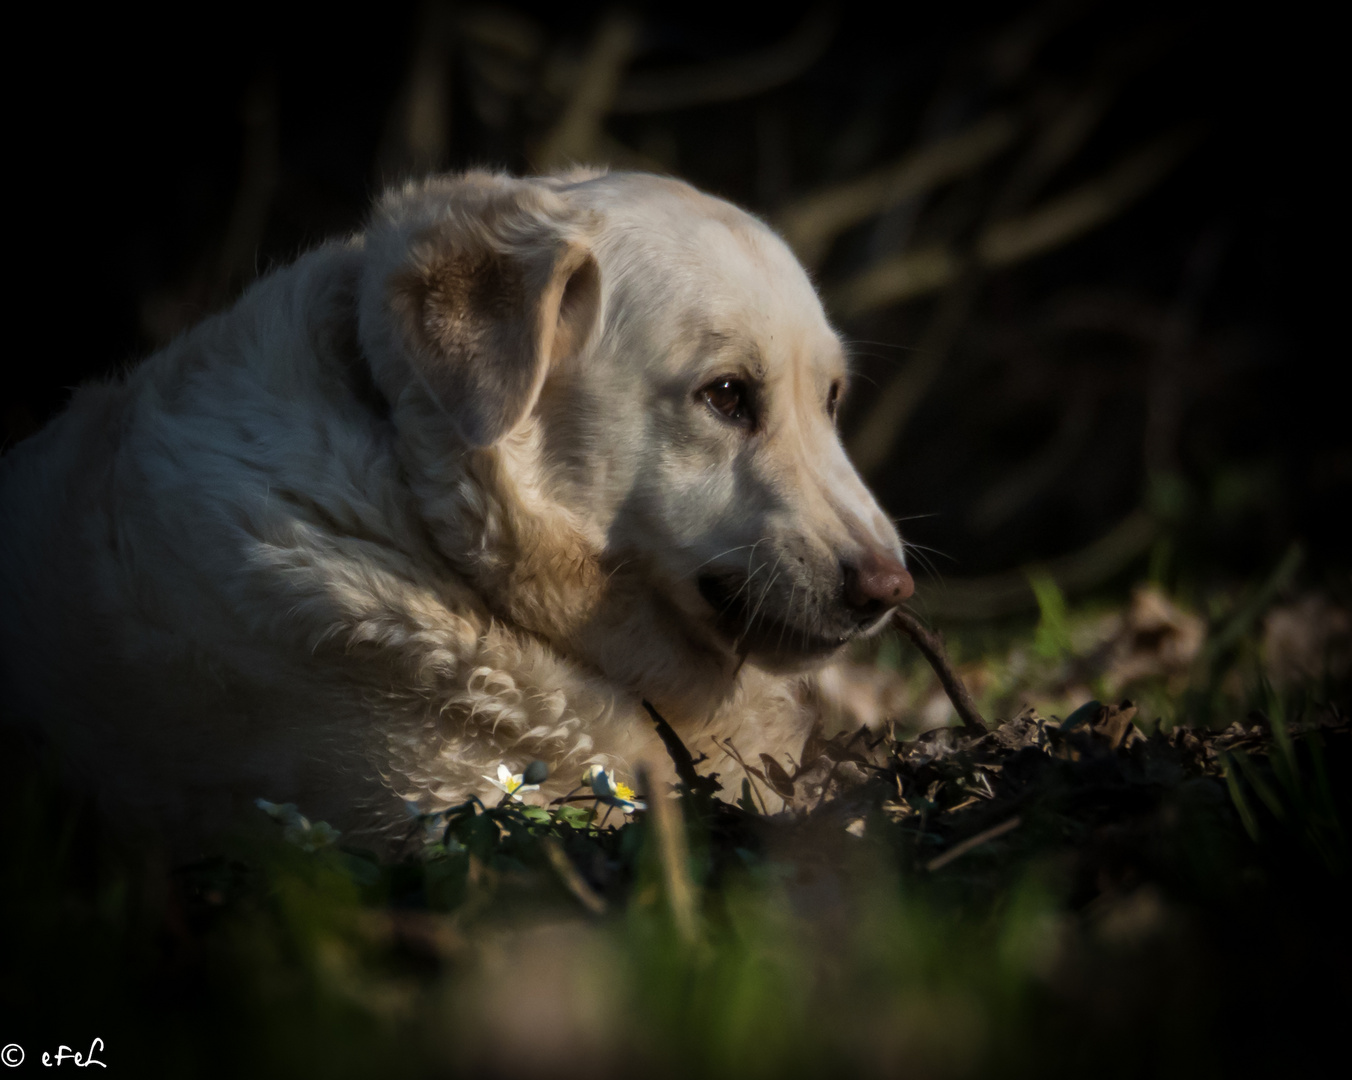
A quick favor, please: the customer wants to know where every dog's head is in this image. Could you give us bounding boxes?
[360,171,910,691]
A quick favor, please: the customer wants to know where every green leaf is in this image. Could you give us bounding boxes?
[555,805,594,829]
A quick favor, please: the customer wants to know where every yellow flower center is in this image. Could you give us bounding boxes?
[614,781,636,801]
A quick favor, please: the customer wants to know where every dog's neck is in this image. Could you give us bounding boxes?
[396,404,740,722]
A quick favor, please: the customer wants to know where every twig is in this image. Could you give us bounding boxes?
[892,609,988,736]
[926,815,1021,871]
[643,700,719,796]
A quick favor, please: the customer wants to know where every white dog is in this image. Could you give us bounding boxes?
[0,170,911,849]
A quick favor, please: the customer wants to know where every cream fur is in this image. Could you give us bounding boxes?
[0,171,906,851]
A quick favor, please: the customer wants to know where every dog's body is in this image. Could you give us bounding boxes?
[0,171,910,848]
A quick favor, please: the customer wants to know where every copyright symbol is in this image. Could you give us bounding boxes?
[1,1044,22,1067]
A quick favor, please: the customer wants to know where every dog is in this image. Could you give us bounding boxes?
[0,170,912,849]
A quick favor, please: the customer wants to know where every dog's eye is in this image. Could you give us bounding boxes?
[701,377,754,427]
[827,381,841,421]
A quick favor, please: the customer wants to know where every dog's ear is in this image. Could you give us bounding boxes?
[370,178,601,447]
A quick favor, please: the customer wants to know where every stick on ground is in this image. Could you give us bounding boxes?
[926,815,1021,871]
[893,609,989,736]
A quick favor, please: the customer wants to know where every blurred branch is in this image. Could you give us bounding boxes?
[846,266,983,475]
[978,129,1195,267]
[913,508,1159,620]
[531,10,830,170]
[980,0,1080,87]
[611,9,835,114]
[457,7,543,62]
[1043,289,1165,341]
[833,129,1194,318]
[777,114,1022,267]
[533,12,637,170]
[833,245,961,318]
[783,4,1121,269]
[212,74,279,303]
[377,1,455,179]
[836,26,1185,476]
[140,73,279,343]
[989,79,1119,215]
[966,387,1098,531]
[589,131,677,174]
[1144,226,1227,475]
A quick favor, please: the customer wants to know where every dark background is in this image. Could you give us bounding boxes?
[7,0,1343,599]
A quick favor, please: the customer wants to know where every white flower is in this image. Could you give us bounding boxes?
[483,763,541,801]
[586,767,647,814]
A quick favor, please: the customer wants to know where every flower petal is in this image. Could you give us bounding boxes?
[590,768,616,799]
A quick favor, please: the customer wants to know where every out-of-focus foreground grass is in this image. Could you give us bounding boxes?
[3,574,1348,1079]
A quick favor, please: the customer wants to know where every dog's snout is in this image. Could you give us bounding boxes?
[842,550,914,617]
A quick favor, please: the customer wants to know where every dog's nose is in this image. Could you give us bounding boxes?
[842,550,914,616]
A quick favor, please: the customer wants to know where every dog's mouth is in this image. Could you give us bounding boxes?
[697,572,853,662]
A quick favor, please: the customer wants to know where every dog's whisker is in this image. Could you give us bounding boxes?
[897,539,952,582]
[901,540,952,559]
[743,537,770,583]
[906,549,945,582]
[754,558,783,616]
[749,536,768,563]
[776,579,799,654]
[889,512,941,525]
[603,557,636,584]
[686,541,765,577]
[724,566,763,610]
[744,558,783,635]
[842,337,916,351]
